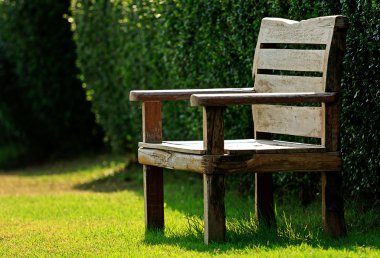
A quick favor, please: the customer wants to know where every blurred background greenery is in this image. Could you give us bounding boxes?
[0,0,379,202]
[0,0,103,167]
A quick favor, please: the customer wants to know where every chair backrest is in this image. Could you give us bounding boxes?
[252,16,348,146]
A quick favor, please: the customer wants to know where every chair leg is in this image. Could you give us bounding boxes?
[322,171,347,237]
[204,174,226,244]
[143,165,164,230]
[255,173,276,228]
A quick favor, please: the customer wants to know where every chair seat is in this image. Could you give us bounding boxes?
[139,139,325,155]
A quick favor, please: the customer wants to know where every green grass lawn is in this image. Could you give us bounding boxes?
[0,155,379,257]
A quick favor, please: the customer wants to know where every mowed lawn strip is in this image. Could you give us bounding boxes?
[0,155,379,257]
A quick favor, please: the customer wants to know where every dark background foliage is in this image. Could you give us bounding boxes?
[0,0,102,167]
[340,0,380,200]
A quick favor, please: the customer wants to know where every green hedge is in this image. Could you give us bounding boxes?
[0,0,102,167]
[340,1,380,199]
[71,0,380,199]
[71,0,266,150]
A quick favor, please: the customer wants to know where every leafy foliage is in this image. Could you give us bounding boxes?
[340,0,380,199]
[71,0,380,199]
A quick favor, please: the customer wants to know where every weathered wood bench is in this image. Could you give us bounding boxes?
[130,15,348,244]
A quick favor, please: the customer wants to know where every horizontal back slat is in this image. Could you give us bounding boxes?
[254,74,324,93]
[259,17,335,44]
[260,27,330,44]
[257,49,325,72]
[253,105,322,138]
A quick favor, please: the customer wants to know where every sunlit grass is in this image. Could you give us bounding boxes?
[0,154,379,257]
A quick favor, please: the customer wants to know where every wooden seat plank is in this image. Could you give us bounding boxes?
[138,148,341,174]
[139,139,325,155]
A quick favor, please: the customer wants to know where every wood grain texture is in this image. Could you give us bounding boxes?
[138,148,204,173]
[144,166,164,230]
[260,26,330,45]
[322,172,347,237]
[130,88,255,101]
[252,16,347,81]
[321,18,347,148]
[259,16,341,44]
[142,101,164,230]
[142,102,162,143]
[203,107,224,155]
[204,152,341,174]
[255,173,276,228]
[138,148,341,174]
[202,106,226,243]
[254,74,324,93]
[253,105,323,138]
[139,139,326,155]
[190,92,337,106]
[257,49,325,72]
[140,141,205,155]
[320,20,348,238]
[204,174,226,244]
[254,132,275,228]
[322,103,340,149]
[322,16,349,93]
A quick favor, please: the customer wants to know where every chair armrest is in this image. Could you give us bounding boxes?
[190,92,338,106]
[129,88,255,101]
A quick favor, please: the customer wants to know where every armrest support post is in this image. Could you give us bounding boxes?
[203,106,224,154]
[143,101,162,143]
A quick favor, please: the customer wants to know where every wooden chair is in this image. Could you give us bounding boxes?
[130,15,348,244]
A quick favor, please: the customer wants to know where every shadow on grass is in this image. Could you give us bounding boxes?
[73,164,141,192]
[143,222,380,253]
[0,154,130,177]
[73,163,205,216]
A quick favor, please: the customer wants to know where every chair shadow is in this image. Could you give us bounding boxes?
[0,154,130,177]
[143,225,380,253]
[73,165,141,193]
[73,164,204,217]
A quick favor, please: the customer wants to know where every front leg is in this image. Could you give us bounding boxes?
[142,101,164,230]
[203,106,226,244]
